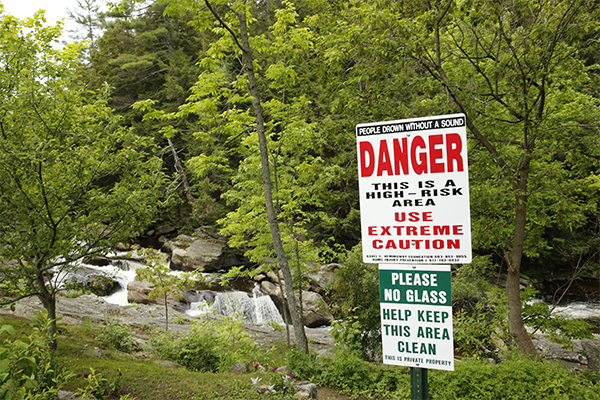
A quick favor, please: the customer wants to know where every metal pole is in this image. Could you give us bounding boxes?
[410,367,428,400]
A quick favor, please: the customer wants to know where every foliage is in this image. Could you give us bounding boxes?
[451,255,498,310]
[453,287,512,360]
[287,344,600,400]
[74,367,123,400]
[0,314,70,400]
[0,10,166,348]
[99,319,136,353]
[428,357,600,400]
[453,270,594,357]
[329,244,381,360]
[147,315,260,372]
[131,247,203,331]
[521,288,594,350]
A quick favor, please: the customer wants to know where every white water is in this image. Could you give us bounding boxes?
[102,260,145,306]
[187,285,284,325]
[551,301,600,321]
[61,252,285,324]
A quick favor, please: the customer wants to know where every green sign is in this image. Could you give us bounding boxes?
[379,266,454,371]
[379,270,451,306]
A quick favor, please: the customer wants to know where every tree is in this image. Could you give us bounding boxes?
[68,0,107,57]
[391,0,600,357]
[0,11,166,349]
[309,0,599,357]
[131,0,312,352]
[133,248,202,331]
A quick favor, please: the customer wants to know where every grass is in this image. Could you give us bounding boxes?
[5,311,597,400]
[1,312,355,400]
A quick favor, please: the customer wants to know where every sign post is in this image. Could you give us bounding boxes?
[356,114,471,400]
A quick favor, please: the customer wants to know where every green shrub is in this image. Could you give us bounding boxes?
[0,313,70,400]
[318,347,377,394]
[428,357,600,400]
[74,367,122,400]
[330,244,382,360]
[99,319,135,353]
[148,315,260,372]
[286,343,599,400]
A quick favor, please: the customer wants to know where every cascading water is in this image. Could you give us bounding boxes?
[187,285,284,325]
[55,254,146,306]
[101,259,145,306]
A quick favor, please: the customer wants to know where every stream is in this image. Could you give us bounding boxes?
[64,254,285,325]
[63,252,599,329]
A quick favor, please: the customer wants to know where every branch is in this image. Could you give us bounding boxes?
[204,0,246,54]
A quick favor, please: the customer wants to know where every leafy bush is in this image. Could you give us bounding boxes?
[287,344,599,400]
[521,287,594,350]
[428,357,600,400]
[453,287,512,359]
[74,368,122,400]
[100,319,136,353]
[148,315,260,372]
[330,244,381,360]
[0,314,70,400]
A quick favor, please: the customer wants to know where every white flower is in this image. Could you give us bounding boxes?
[251,377,262,386]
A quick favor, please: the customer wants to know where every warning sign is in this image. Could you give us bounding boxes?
[379,265,454,371]
[356,114,472,264]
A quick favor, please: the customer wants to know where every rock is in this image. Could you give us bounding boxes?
[115,242,129,251]
[275,366,290,375]
[293,381,318,399]
[154,360,181,369]
[127,280,157,305]
[58,391,78,400]
[581,338,600,371]
[533,336,586,364]
[229,362,247,374]
[260,280,281,297]
[161,234,195,253]
[301,291,333,328]
[87,274,120,297]
[259,283,332,327]
[181,289,217,304]
[62,266,120,297]
[154,224,177,237]
[294,391,311,398]
[82,347,107,358]
[267,271,280,283]
[256,385,273,394]
[170,237,226,272]
[307,263,339,293]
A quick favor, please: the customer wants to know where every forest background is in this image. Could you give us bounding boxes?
[0,0,599,362]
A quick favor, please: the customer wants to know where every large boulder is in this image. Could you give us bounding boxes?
[170,237,225,272]
[259,282,332,328]
[127,280,157,305]
[163,230,248,272]
[301,291,333,328]
[61,266,120,297]
[181,289,218,305]
[307,263,339,293]
[582,338,600,372]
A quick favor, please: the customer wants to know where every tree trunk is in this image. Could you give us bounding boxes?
[505,158,538,358]
[35,265,58,351]
[167,138,195,204]
[237,10,308,353]
[164,293,169,331]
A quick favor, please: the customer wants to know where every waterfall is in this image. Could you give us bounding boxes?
[102,260,145,306]
[187,287,284,325]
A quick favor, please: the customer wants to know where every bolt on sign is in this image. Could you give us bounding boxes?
[356,114,472,264]
[379,265,454,371]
